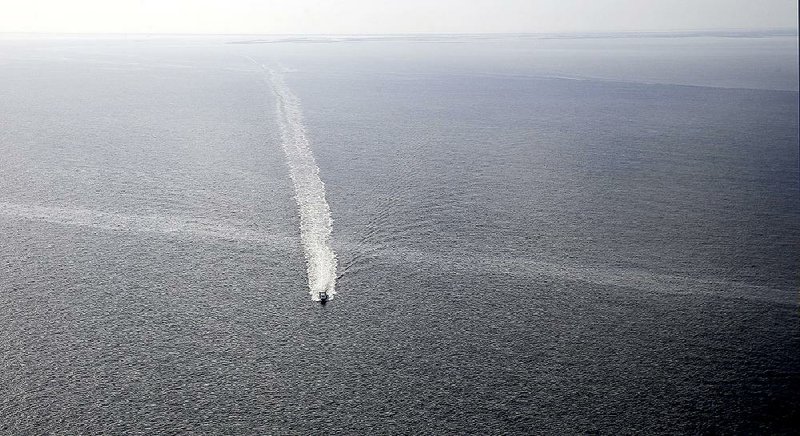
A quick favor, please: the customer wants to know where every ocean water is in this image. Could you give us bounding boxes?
[0,33,798,434]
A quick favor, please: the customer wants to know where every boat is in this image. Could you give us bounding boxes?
[318,292,328,304]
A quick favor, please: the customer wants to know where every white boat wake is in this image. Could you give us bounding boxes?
[266,66,338,301]
[0,201,287,244]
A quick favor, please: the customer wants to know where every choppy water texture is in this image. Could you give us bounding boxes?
[1,33,798,434]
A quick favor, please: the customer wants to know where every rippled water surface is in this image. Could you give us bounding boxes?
[1,34,798,434]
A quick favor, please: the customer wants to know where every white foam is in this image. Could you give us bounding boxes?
[267,68,338,301]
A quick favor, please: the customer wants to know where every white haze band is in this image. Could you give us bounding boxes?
[268,68,338,301]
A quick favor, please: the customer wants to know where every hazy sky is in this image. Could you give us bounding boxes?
[0,0,797,34]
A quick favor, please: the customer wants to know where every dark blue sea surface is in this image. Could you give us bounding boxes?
[1,34,798,434]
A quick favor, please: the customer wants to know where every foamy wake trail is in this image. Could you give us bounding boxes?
[267,68,338,301]
[0,201,285,244]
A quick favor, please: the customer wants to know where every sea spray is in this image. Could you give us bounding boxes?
[268,68,338,301]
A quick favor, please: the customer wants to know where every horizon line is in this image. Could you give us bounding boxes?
[1,27,797,37]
